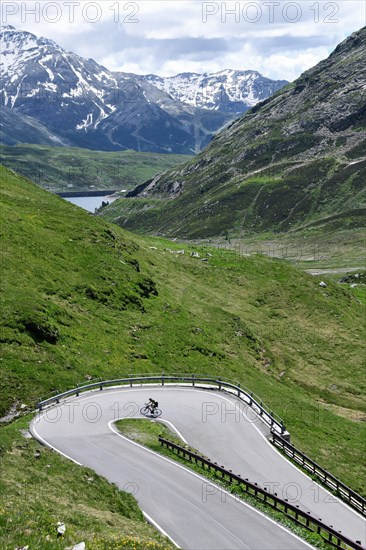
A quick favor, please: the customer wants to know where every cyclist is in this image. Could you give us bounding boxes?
[141,399,161,417]
[147,398,158,413]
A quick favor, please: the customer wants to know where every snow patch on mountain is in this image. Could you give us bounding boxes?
[141,70,288,114]
[0,25,288,153]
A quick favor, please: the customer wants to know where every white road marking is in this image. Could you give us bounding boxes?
[155,418,189,444]
[142,511,181,548]
[217,393,364,519]
[48,385,364,519]
[31,419,83,466]
[96,385,364,520]
[108,419,315,548]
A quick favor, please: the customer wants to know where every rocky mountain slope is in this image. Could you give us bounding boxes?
[102,27,366,238]
[0,25,287,154]
[0,105,69,146]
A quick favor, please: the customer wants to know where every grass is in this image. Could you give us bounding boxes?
[0,416,173,550]
[192,226,366,272]
[115,419,328,549]
[0,165,365,545]
[0,144,190,192]
[101,156,366,239]
[116,418,186,451]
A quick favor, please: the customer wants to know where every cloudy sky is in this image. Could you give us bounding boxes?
[1,1,365,81]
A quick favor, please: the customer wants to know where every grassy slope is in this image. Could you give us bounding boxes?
[0,166,365,548]
[0,144,190,192]
[179,225,366,276]
[0,417,173,550]
[101,158,366,239]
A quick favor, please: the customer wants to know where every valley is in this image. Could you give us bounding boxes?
[1,164,365,549]
[102,28,366,242]
[1,165,365,480]
[0,144,190,193]
[0,19,365,550]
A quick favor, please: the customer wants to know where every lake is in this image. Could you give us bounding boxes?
[64,195,116,212]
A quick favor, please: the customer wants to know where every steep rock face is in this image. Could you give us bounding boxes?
[0,26,286,153]
[105,27,366,238]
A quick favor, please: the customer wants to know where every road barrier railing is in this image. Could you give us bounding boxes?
[36,373,365,534]
[159,437,365,550]
[271,432,366,517]
[36,373,287,435]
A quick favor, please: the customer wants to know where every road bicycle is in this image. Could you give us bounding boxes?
[140,403,162,418]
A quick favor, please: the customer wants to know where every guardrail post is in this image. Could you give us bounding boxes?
[336,480,340,495]
[129,374,133,388]
[99,382,103,391]
[192,374,195,387]
[161,372,164,386]
[270,411,274,426]
[249,391,253,405]
[218,378,222,390]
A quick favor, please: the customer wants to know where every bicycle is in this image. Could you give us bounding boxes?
[140,403,162,418]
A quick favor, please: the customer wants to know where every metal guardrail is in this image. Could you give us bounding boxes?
[36,373,287,435]
[36,373,366,536]
[159,437,365,550]
[271,432,366,517]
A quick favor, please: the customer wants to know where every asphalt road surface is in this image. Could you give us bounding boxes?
[30,386,365,548]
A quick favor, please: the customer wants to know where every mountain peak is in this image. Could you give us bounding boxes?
[332,25,366,56]
[141,69,287,114]
[0,25,288,153]
[0,25,16,31]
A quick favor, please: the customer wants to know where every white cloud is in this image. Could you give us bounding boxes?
[1,0,365,80]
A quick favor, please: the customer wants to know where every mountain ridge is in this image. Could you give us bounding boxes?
[141,69,287,114]
[0,25,287,153]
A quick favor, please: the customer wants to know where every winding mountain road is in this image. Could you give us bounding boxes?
[30,386,365,549]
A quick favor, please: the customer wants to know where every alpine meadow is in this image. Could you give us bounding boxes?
[0,15,365,550]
